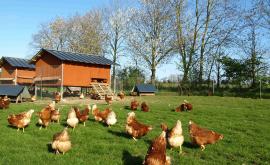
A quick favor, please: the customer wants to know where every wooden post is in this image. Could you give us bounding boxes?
[34,85,37,97]
[15,68,18,85]
[60,62,64,100]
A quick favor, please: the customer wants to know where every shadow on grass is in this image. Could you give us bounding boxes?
[122,150,143,165]
[124,106,131,110]
[47,143,55,153]
[7,124,32,130]
[88,118,96,123]
[61,122,69,127]
[107,130,130,139]
[143,139,152,145]
[182,141,197,149]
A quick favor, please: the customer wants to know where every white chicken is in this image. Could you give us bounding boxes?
[79,93,84,99]
[106,111,117,127]
[48,101,56,110]
[66,108,79,130]
[162,120,184,154]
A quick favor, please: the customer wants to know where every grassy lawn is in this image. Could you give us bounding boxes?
[0,96,269,165]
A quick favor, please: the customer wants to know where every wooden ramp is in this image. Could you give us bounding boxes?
[90,83,113,99]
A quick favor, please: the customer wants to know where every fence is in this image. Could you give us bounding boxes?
[112,75,270,98]
[34,65,62,87]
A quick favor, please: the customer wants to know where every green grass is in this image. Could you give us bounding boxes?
[0,96,270,165]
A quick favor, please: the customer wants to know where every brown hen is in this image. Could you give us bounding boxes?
[74,105,90,126]
[125,112,152,141]
[189,120,223,151]
[144,126,171,165]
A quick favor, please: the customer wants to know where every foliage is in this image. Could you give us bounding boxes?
[220,56,249,86]
[117,66,145,91]
[31,11,104,55]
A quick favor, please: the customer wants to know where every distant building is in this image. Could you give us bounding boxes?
[30,49,114,98]
[0,57,35,85]
[132,84,156,96]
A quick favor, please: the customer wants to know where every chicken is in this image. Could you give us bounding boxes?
[67,108,79,130]
[92,104,111,122]
[54,92,61,103]
[31,95,36,102]
[105,94,113,105]
[143,126,171,165]
[48,101,56,110]
[118,91,125,100]
[125,112,152,141]
[106,111,117,127]
[130,99,140,111]
[189,120,223,151]
[38,106,53,129]
[91,104,117,127]
[161,120,184,154]
[51,128,71,154]
[175,100,192,112]
[51,108,61,123]
[0,96,10,109]
[79,93,84,99]
[7,109,35,132]
[141,102,149,112]
[74,105,90,126]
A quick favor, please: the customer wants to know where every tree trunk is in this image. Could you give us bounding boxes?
[207,59,214,88]
[199,0,212,85]
[112,64,116,92]
[216,60,221,89]
[151,68,156,85]
[182,69,189,84]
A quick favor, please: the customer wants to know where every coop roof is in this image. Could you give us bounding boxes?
[31,49,113,65]
[134,84,156,93]
[0,57,35,69]
[0,85,25,97]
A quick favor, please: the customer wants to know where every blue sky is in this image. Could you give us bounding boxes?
[0,0,109,57]
[0,0,178,80]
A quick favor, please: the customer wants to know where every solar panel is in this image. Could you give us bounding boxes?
[44,49,113,65]
[2,57,35,69]
[0,85,24,97]
[136,84,156,93]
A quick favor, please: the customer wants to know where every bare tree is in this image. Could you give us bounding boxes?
[31,17,69,51]
[127,0,175,85]
[67,10,105,55]
[31,11,105,55]
[103,1,129,92]
[172,0,200,83]
[257,0,270,30]
[239,9,266,88]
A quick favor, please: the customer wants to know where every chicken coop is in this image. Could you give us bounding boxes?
[131,84,156,96]
[0,85,31,103]
[0,57,35,85]
[30,48,114,99]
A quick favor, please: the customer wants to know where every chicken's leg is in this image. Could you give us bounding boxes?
[132,137,137,141]
[39,126,42,130]
[179,145,182,154]
[22,127,24,133]
[200,145,205,151]
[83,122,85,127]
[17,128,20,132]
